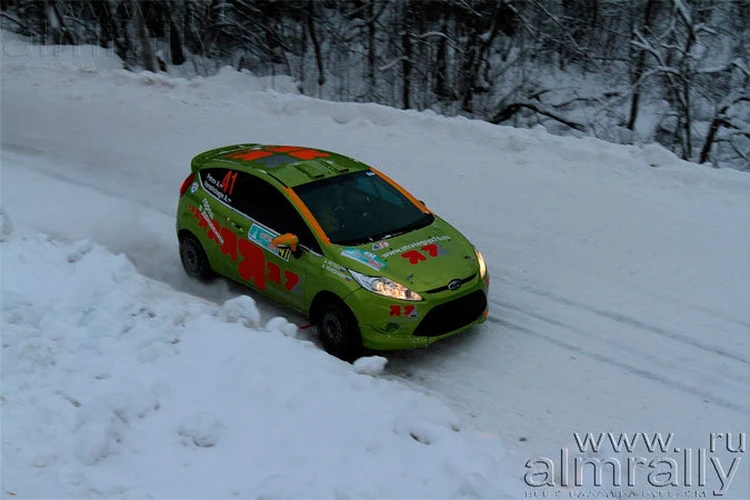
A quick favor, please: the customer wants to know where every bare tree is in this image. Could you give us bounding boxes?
[163,0,185,65]
[627,0,660,131]
[132,0,156,72]
[1,0,746,169]
[306,0,324,92]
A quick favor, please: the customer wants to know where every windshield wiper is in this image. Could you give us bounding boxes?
[333,214,434,246]
[380,214,434,240]
[333,236,371,246]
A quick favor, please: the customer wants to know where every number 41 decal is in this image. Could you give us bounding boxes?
[222,171,237,195]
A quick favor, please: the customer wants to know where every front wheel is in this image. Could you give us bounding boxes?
[317,301,363,362]
[179,233,214,281]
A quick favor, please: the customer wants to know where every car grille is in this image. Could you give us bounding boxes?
[413,290,487,337]
[424,273,477,294]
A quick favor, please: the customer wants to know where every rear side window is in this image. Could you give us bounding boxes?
[200,168,320,253]
[199,168,238,206]
[232,173,321,253]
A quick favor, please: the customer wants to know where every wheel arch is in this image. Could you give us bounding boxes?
[309,290,351,324]
[178,228,199,242]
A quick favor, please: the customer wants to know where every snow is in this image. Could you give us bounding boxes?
[1,229,520,498]
[264,315,300,338]
[220,295,262,328]
[353,356,389,376]
[2,32,749,498]
[0,207,12,241]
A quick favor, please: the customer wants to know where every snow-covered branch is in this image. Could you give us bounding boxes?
[378,56,408,72]
[491,100,586,132]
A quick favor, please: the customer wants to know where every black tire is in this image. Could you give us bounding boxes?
[179,233,214,281]
[317,300,363,362]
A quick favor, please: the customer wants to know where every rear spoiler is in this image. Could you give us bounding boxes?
[190,143,263,173]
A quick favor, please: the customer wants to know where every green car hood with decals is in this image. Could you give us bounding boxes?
[333,216,478,292]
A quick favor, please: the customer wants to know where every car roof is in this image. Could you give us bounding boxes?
[191,144,371,188]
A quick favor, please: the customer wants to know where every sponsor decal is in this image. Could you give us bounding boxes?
[401,243,449,265]
[204,172,233,204]
[372,240,390,251]
[188,204,300,294]
[266,262,301,295]
[190,182,199,194]
[389,305,418,318]
[322,259,352,282]
[340,248,386,271]
[248,224,291,261]
[198,199,224,245]
[382,235,450,258]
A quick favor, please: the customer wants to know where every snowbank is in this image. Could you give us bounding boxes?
[1,224,521,498]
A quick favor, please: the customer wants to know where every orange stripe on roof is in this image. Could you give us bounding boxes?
[369,167,432,214]
[284,187,331,246]
[288,149,330,160]
[265,146,303,153]
[226,150,273,161]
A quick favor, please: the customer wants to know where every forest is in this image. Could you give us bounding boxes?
[2,0,748,170]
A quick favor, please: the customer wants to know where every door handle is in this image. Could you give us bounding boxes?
[229,220,244,233]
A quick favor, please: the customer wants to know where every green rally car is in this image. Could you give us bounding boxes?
[176,144,489,360]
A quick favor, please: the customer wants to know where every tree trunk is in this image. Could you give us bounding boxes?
[682,78,692,160]
[460,30,478,113]
[366,0,377,98]
[434,21,449,103]
[401,2,412,110]
[699,107,728,164]
[679,5,697,161]
[461,23,498,113]
[94,1,114,49]
[133,0,156,72]
[44,1,72,44]
[307,0,325,92]
[627,0,658,130]
[165,0,185,65]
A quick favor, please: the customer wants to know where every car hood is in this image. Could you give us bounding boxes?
[331,216,479,292]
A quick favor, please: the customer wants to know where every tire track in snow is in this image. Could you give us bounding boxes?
[490,297,749,380]
[484,314,748,415]
[496,284,748,365]
[489,298,748,407]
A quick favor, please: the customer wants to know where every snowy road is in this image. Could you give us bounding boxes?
[2,43,749,498]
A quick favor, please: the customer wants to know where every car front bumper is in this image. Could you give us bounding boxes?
[343,274,489,350]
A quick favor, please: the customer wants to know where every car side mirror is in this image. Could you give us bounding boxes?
[272,233,299,252]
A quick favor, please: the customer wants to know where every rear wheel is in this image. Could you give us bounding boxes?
[316,300,363,362]
[179,233,214,281]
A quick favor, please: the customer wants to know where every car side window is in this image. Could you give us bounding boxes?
[232,172,322,253]
[199,168,239,206]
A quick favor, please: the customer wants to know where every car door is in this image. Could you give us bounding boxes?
[195,167,244,277]
[227,171,323,312]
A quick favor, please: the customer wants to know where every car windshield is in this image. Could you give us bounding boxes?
[294,170,434,245]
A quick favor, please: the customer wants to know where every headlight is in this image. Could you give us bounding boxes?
[349,269,423,301]
[475,248,487,278]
